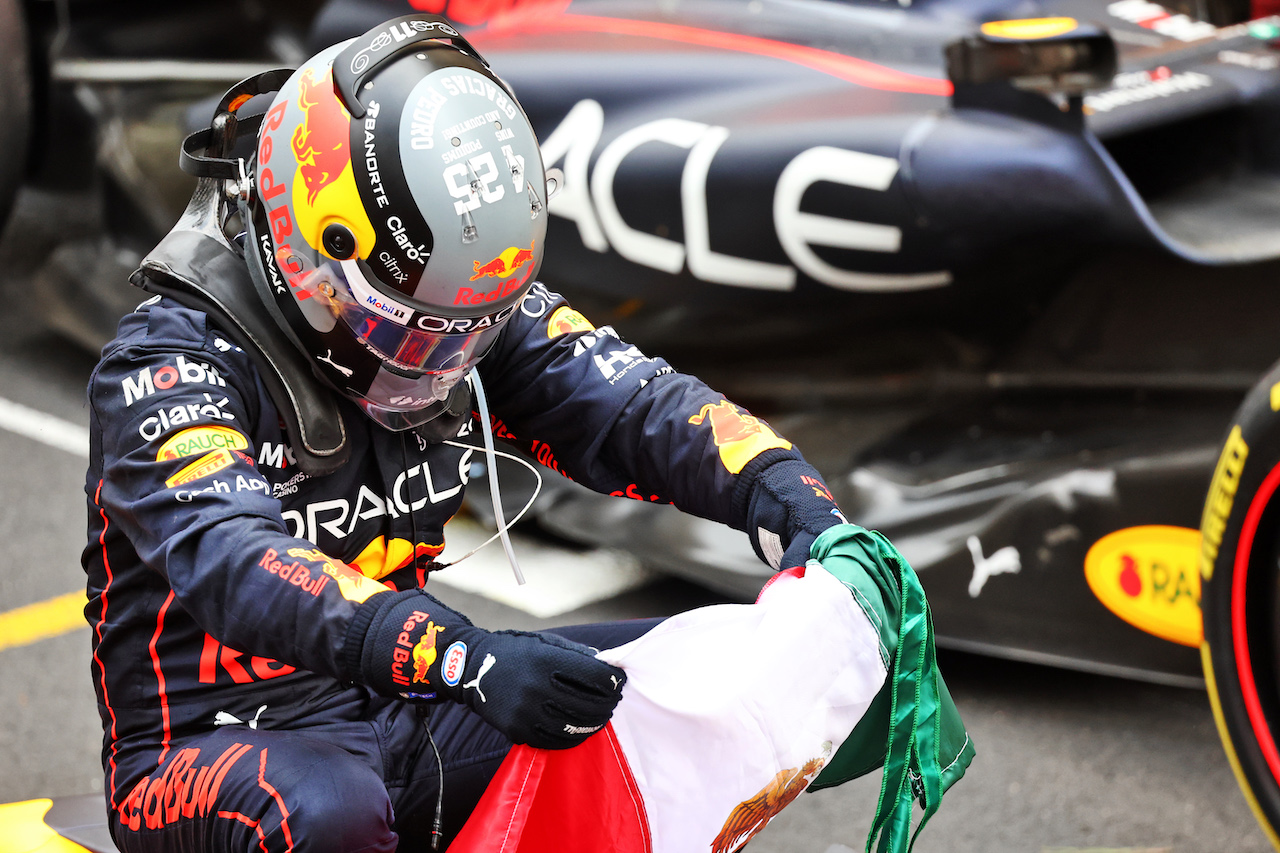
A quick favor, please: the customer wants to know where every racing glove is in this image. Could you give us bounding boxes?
[342,589,627,749]
[742,456,848,571]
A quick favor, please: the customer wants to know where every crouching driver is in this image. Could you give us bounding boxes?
[84,15,848,853]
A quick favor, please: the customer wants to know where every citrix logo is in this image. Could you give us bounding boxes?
[123,356,227,406]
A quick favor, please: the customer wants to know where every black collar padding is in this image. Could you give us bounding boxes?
[131,228,351,476]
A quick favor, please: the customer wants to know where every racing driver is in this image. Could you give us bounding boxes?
[83,15,851,853]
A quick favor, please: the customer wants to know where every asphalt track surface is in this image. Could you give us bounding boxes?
[0,295,1272,853]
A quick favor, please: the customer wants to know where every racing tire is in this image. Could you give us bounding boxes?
[0,0,30,235]
[1202,356,1280,852]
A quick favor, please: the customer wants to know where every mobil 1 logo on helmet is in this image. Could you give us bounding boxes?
[122,356,228,406]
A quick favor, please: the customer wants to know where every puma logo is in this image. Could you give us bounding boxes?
[610,675,622,691]
[966,535,1021,598]
[463,653,496,703]
[317,349,354,378]
[213,704,267,730]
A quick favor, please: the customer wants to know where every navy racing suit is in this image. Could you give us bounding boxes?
[83,282,845,852]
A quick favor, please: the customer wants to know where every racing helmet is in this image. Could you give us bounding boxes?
[243,15,548,430]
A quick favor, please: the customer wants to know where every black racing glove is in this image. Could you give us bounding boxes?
[742,456,848,571]
[341,590,626,749]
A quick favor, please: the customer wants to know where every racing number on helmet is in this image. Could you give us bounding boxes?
[502,146,526,191]
[443,147,526,214]
[445,152,500,214]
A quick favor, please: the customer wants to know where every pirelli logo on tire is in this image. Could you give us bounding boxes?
[1201,425,1249,582]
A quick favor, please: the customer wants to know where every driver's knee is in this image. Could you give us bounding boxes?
[253,752,397,853]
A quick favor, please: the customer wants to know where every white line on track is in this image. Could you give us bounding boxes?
[0,396,89,458]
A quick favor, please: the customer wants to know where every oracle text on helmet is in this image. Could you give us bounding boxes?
[539,100,951,293]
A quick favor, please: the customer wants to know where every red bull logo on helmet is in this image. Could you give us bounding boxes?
[266,61,374,273]
[469,241,535,281]
[455,276,527,306]
[688,400,792,474]
[456,241,537,305]
[292,68,352,207]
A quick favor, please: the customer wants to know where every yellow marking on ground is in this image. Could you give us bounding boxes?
[0,798,92,853]
[0,591,88,652]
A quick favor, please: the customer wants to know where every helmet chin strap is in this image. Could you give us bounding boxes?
[469,368,527,585]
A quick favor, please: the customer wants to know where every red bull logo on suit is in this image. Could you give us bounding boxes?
[688,400,792,474]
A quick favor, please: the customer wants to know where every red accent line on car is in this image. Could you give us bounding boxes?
[475,12,953,97]
[1232,458,1280,784]
[149,590,176,766]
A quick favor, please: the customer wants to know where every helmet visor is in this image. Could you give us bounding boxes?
[308,258,514,376]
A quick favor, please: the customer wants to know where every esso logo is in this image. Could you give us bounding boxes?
[441,641,468,687]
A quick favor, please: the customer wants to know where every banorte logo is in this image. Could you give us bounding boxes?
[687,400,792,475]
[292,68,352,207]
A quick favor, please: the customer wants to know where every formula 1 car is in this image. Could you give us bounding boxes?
[446,0,1280,691]
[6,0,1280,689]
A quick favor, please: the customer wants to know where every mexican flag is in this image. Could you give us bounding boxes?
[450,525,974,853]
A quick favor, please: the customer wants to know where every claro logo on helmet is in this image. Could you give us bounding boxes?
[387,216,429,264]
